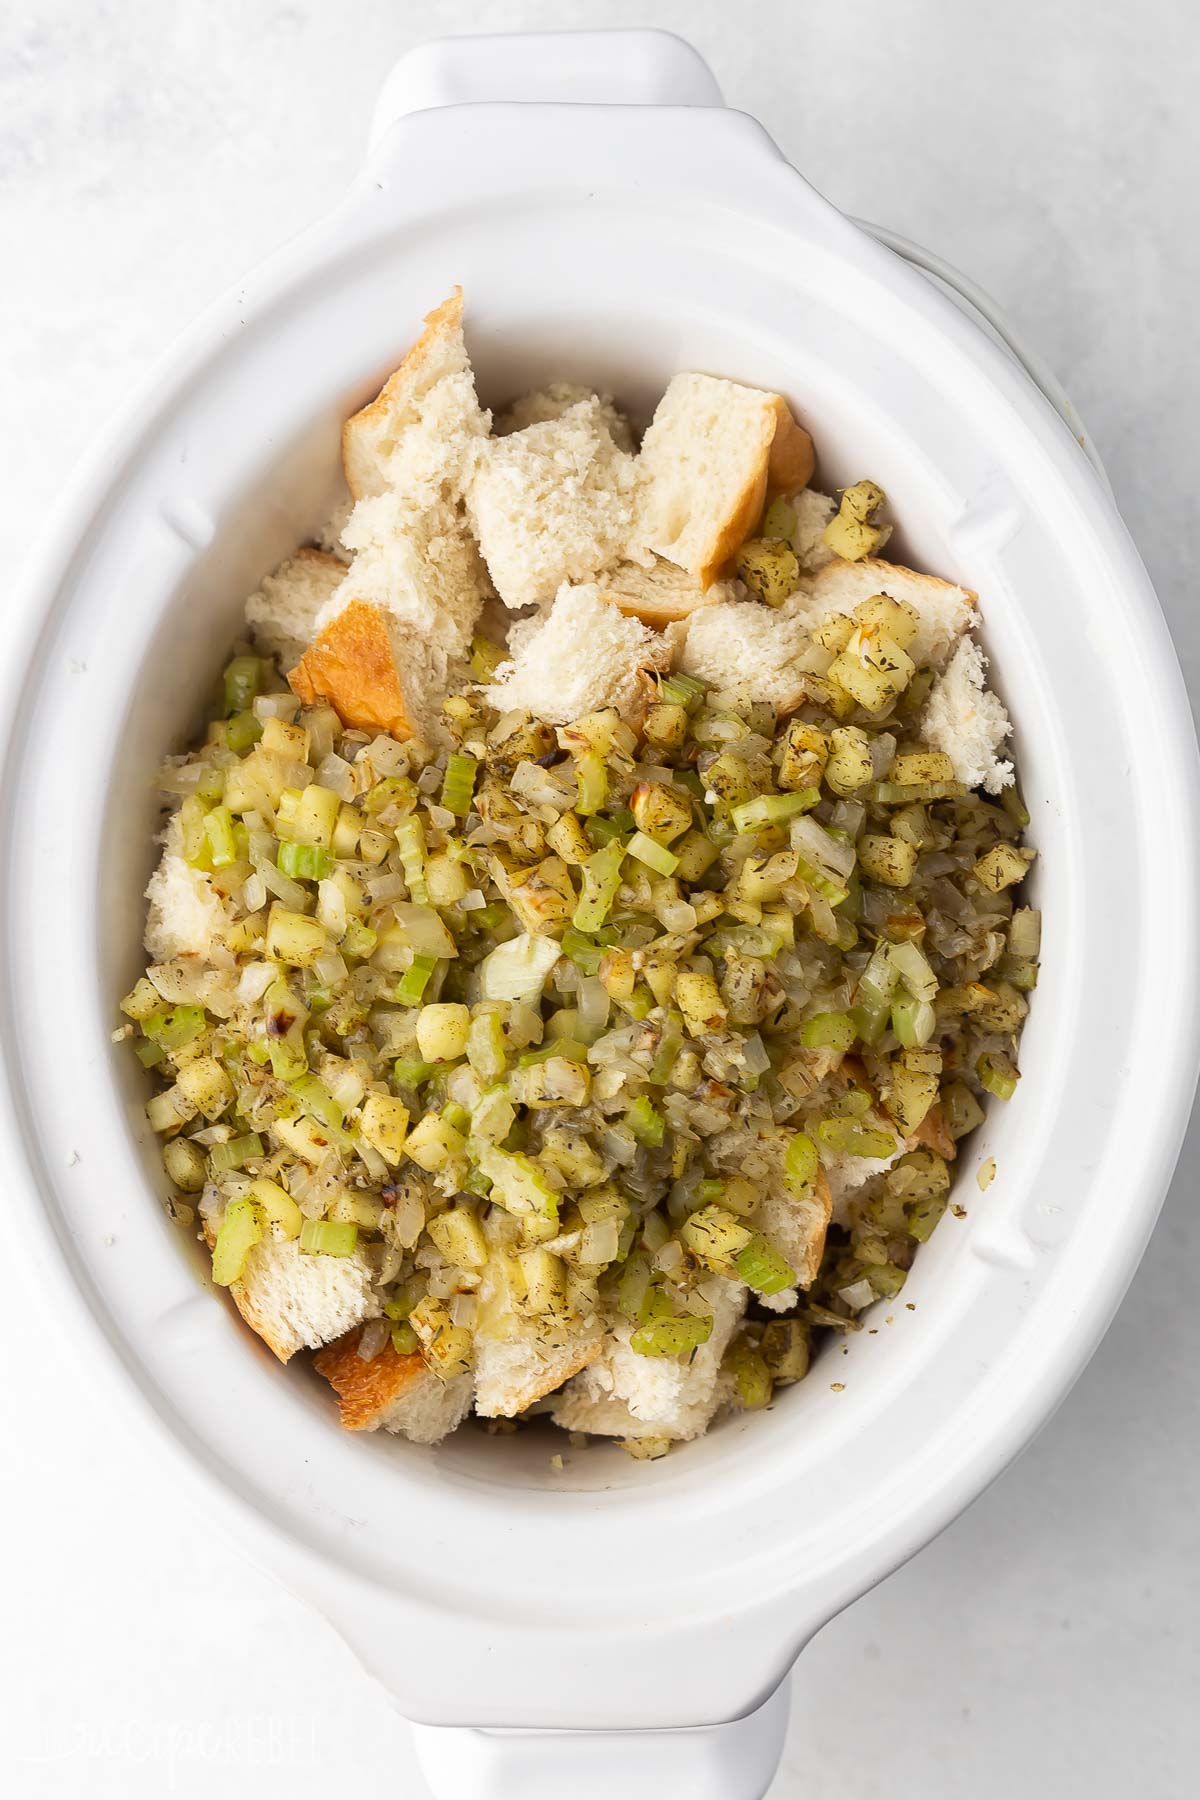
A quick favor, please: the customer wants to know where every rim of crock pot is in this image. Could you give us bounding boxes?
[1,99,1197,1716]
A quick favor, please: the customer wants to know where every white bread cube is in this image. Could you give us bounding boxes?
[923,635,1014,794]
[144,812,230,961]
[630,373,814,589]
[497,382,634,451]
[802,556,979,671]
[474,1318,605,1419]
[551,1278,746,1443]
[482,581,678,725]
[223,1235,382,1364]
[468,396,636,609]
[341,288,490,502]
[314,1328,472,1444]
[244,547,346,670]
[679,591,820,714]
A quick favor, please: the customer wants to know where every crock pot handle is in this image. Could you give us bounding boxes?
[368,29,723,148]
[408,1681,790,1800]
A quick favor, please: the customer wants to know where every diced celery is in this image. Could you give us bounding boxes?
[784,1132,820,1195]
[631,1312,714,1357]
[730,790,819,833]
[627,831,679,876]
[144,1005,207,1053]
[476,1146,559,1221]
[626,1095,666,1148]
[441,752,478,818]
[761,1319,811,1385]
[392,1057,437,1090]
[800,1011,856,1052]
[726,1334,773,1409]
[226,710,263,753]
[395,815,429,903]
[576,751,608,816]
[977,1051,1020,1100]
[298,1218,359,1257]
[573,838,626,931]
[390,1321,419,1356]
[470,635,507,680]
[658,672,707,710]
[340,917,378,960]
[247,1177,302,1241]
[203,805,238,868]
[891,995,937,1047]
[649,1012,683,1085]
[735,1234,796,1296]
[362,775,417,817]
[223,655,264,716]
[208,1131,264,1174]
[278,841,333,880]
[888,939,938,1003]
[817,1118,898,1159]
[211,1198,263,1285]
[393,954,439,1006]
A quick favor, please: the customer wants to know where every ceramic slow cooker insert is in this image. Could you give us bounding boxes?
[2,31,1197,1800]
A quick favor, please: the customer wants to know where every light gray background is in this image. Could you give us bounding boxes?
[2,2,1197,1794]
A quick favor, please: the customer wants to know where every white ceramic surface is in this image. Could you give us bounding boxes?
[2,3,1200,1800]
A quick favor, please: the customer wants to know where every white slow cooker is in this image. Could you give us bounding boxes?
[3,31,1197,1800]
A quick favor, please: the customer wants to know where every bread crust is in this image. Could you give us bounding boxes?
[694,407,775,588]
[342,289,464,501]
[792,1165,833,1289]
[601,557,711,626]
[808,554,979,610]
[288,599,412,738]
[314,1329,429,1429]
[766,398,816,493]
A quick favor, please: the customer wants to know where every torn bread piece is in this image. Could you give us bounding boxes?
[679,592,819,713]
[314,1329,473,1443]
[244,548,346,670]
[803,556,979,671]
[631,373,815,589]
[601,557,722,627]
[468,396,636,609]
[756,1165,835,1293]
[212,1231,382,1365]
[923,635,1014,794]
[289,599,415,739]
[497,382,635,452]
[552,1278,746,1443]
[474,1317,605,1419]
[144,811,230,961]
[326,486,490,657]
[482,581,678,725]
[341,288,490,503]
